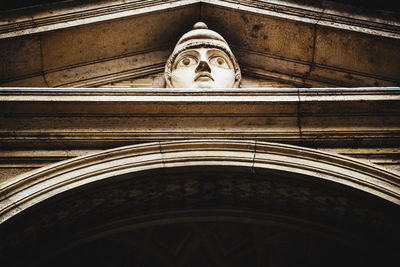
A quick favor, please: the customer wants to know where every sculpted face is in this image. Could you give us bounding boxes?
[165,22,241,88]
[170,47,236,88]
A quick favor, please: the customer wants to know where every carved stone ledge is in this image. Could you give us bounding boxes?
[0,87,399,174]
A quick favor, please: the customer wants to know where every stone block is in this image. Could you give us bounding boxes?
[0,35,42,82]
[41,5,198,71]
[203,4,315,62]
[1,75,48,87]
[314,26,400,81]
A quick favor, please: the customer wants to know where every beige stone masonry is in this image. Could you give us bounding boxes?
[0,87,399,178]
[1,0,399,87]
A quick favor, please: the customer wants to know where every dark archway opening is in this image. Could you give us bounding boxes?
[1,166,399,266]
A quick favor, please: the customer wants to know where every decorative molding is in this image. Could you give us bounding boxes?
[1,140,399,224]
[0,0,199,39]
[60,63,166,88]
[1,0,399,39]
[2,87,399,97]
[207,0,400,39]
[2,147,398,170]
[236,48,400,88]
[1,48,172,87]
[0,88,399,162]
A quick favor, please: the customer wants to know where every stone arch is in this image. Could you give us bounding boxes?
[1,140,400,266]
[2,139,399,223]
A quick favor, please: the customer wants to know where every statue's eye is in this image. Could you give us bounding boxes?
[183,58,191,65]
[177,56,197,68]
[210,56,229,68]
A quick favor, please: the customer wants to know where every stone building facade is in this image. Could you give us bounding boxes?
[1,0,400,266]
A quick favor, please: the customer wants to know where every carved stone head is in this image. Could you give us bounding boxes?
[165,22,241,88]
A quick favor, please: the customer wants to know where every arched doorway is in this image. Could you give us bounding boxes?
[1,140,400,266]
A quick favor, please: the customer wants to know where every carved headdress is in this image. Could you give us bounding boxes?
[165,22,241,88]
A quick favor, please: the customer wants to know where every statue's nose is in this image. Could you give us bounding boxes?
[195,61,211,73]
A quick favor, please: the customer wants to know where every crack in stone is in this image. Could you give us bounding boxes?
[251,140,257,174]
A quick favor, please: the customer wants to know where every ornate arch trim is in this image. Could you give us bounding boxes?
[1,140,400,223]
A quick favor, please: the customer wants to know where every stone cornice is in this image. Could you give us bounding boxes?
[0,0,199,39]
[0,88,399,150]
[206,0,400,39]
[0,0,399,40]
[1,87,399,98]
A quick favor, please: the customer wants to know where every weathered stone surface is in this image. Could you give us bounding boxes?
[0,168,35,185]
[203,4,315,62]
[41,7,198,71]
[0,87,399,181]
[1,0,399,87]
[234,48,311,83]
[1,75,48,87]
[0,35,42,83]
[45,49,171,87]
[98,73,296,88]
[312,26,400,86]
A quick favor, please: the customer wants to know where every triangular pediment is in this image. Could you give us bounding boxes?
[0,0,399,88]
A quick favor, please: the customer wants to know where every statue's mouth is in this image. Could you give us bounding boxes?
[195,73,214,82]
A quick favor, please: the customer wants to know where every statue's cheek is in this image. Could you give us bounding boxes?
[171,68,196,87]
[215,68,235,81]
